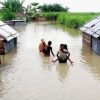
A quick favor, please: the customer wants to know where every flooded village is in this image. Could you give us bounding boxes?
[0,0,100,100]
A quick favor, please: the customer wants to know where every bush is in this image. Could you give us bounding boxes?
[40,4,68,12]
[40,12,60,20]
[57,12,100,28]
[1,8,15,20]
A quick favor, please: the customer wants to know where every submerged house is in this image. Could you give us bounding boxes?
[0,21,19,55]
[80,16,100,55]
[4,12,27,25]
[15,12,27,21]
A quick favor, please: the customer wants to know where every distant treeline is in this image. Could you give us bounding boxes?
[0,0,99,29]
[39,4,69,12]
[0,0,68,21]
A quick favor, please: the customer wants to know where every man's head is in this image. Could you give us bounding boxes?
[60,44,64,50]
[41,38,45,43]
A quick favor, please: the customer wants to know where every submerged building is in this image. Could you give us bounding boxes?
[80,16,100,55]
[0,21,19,55]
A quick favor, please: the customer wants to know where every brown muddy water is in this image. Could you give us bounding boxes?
[0,22,100,100]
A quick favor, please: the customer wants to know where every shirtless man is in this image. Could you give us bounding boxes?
[39,39,46,53]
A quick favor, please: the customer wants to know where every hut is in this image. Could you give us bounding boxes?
[11,12,27,25]
[0,21,19,55]
[15,12,27,22]
[4,12,27,25]
[80,16,100,55]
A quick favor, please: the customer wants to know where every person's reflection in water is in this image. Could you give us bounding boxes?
[56,64,69,81]
[39,52,53,71]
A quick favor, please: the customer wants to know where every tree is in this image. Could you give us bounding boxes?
[31,2,39,7]
[0,0,25,20]
[1,8,15,20]
[31,2,39,13]
[0,0,25,12]
[40,4,69,12]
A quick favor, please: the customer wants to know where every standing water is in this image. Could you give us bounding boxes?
[0,22,100,100]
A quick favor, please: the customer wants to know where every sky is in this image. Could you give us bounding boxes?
[0,0,100,12]
[24,0,100,12]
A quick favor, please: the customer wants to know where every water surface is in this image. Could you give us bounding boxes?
[0,22,100,100]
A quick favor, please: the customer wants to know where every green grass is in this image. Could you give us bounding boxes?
[57,12,100,28]
[0,14,2,20]
[40,12,100,28]
[39,12,60,20]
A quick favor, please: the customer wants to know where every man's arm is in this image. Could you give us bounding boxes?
[51,48,55,56]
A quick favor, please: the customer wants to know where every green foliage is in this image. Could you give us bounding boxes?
[1,8,15,20]
[40,12,60,20]
[25,2,39,18]
[40,12,100,28]
[0,0,25,12]
[57,13,100,28]
[0,0,25,20]
[0,11,2,20]
[40,4,68,12]
[31,2,39,13]
[31,2,39,7]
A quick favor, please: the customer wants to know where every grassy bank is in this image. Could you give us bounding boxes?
[57,12,100,28]
[40,12,100,28]
[40,12,60,20]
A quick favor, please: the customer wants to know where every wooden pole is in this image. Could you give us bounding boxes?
[3,55,4,65]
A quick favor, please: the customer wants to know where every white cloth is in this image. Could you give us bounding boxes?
[57,49,68,60]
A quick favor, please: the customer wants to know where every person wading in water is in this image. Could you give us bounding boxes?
[44,41,55,57]
[52,44,73,64]
[39,39,47,53]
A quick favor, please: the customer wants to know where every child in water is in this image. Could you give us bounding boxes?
[63,44,73,64]
[53,44,73,64]
[43,41,55,57]
[39,39,55,57]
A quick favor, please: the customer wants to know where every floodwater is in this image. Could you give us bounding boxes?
[0,22,100,100]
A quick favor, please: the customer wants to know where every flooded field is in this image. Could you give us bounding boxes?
[0,22,100,100]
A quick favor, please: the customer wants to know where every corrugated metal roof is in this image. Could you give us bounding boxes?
[85,29,94,35]
[0,21,6,26]
[80,16,100,38]
[96,30,100,35]
[0,21,19,41]
[80,27,87,32]
[92,33,99,38]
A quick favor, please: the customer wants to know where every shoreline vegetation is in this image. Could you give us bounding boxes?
[0,0,99,29]
[40,12,100,29]
[0,12,100,29]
